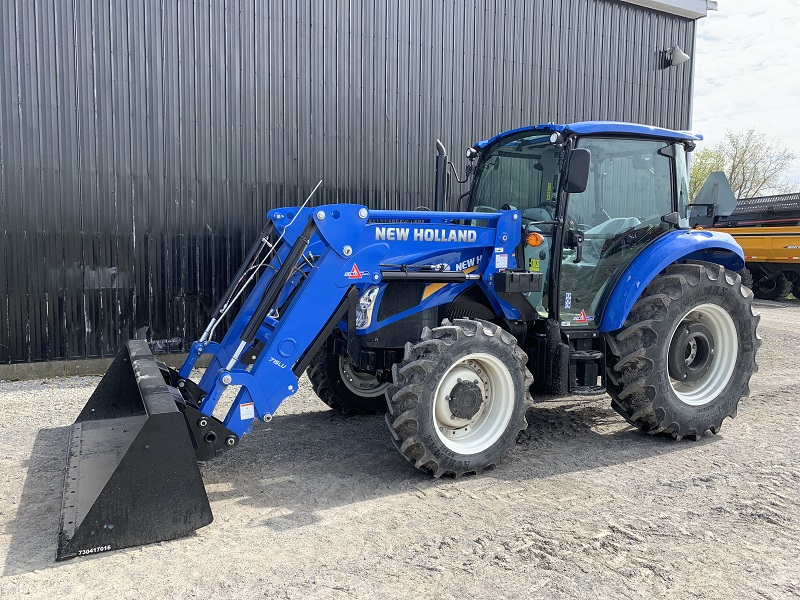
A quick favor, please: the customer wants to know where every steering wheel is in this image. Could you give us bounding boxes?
[472,205,498,213]
[598,227,636,259]
[599,217,662,259]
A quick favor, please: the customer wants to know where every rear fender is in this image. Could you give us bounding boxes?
[599,229,744,332]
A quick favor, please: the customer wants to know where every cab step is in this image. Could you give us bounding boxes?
[571,385,606,396]
[570,350,603,361]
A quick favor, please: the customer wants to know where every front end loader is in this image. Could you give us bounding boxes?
[58,201,529,559]
[58,121,760,560]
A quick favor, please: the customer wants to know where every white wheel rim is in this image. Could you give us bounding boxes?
[668,303,738,406]
[338,357,389,398]
[433,352,515,454]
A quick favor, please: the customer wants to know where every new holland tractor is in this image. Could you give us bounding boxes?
[57,121,760,560]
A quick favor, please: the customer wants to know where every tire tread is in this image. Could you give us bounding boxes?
[605,262,760,440]
[386,318,533,478]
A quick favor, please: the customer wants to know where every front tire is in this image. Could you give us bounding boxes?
[605,262,760,440]
[307,347,389,414]
[386,319,533,477]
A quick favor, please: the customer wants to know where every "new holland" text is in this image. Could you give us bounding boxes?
[374,227,477,243]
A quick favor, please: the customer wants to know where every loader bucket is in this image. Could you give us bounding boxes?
[57,340,212,560]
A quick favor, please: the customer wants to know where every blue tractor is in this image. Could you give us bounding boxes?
[57,121,760,560]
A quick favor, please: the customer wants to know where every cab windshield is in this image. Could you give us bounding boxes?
[468,133,564,222]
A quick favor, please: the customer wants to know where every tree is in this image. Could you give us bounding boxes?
[689,147,726,200]
[689,129,797,199]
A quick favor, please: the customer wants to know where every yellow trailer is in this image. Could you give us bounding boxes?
[713,194,800,299]
[730,227,800,263]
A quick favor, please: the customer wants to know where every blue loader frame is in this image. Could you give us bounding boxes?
[178,204,522,438]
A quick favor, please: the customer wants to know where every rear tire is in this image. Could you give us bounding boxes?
[751,270,790,300]
[307,347,389,414]
[605,262,760,440]
[386,319,532,477]
[735,267,753,290]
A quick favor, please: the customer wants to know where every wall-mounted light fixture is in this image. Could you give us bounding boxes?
[666,45,691,67]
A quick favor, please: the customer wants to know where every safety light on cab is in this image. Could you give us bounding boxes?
[526,232,545,247]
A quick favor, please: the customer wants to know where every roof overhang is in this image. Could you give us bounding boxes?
[472,121,703,149]
[620,0,717,20]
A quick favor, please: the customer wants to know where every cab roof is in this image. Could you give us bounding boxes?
[473,121,703,149]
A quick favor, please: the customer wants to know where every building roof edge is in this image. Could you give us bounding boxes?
[620,0,714,20]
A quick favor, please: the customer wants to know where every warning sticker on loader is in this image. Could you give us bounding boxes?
[495,254,508,269]
[345,263,369,279]
[240,402,255,420]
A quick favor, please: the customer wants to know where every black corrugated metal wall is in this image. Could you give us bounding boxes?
[0,0,696,363]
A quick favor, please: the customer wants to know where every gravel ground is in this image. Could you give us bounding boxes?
[0,300,798,599]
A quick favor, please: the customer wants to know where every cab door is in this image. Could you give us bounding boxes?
[557,138,677,327]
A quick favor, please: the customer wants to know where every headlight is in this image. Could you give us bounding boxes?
[355,286,380,329]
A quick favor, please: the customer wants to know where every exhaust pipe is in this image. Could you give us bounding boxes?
[434,139,450,211]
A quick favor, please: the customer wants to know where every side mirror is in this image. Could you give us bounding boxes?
[565,148,590,193]
[661,212,680,226]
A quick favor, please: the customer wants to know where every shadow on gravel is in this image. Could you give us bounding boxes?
[200,408,409,530]
[199,398,709,529]
[3,425,71,576]
[514,399,711,477]
[4,398,714,574]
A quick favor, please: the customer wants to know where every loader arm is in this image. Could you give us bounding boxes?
[179,204,521,438]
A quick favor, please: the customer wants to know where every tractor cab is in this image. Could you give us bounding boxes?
[467,122,697,329]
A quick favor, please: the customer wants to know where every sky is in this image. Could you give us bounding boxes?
[692,0,800,189]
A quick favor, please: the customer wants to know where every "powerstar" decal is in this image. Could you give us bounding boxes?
[374,226,477,243]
